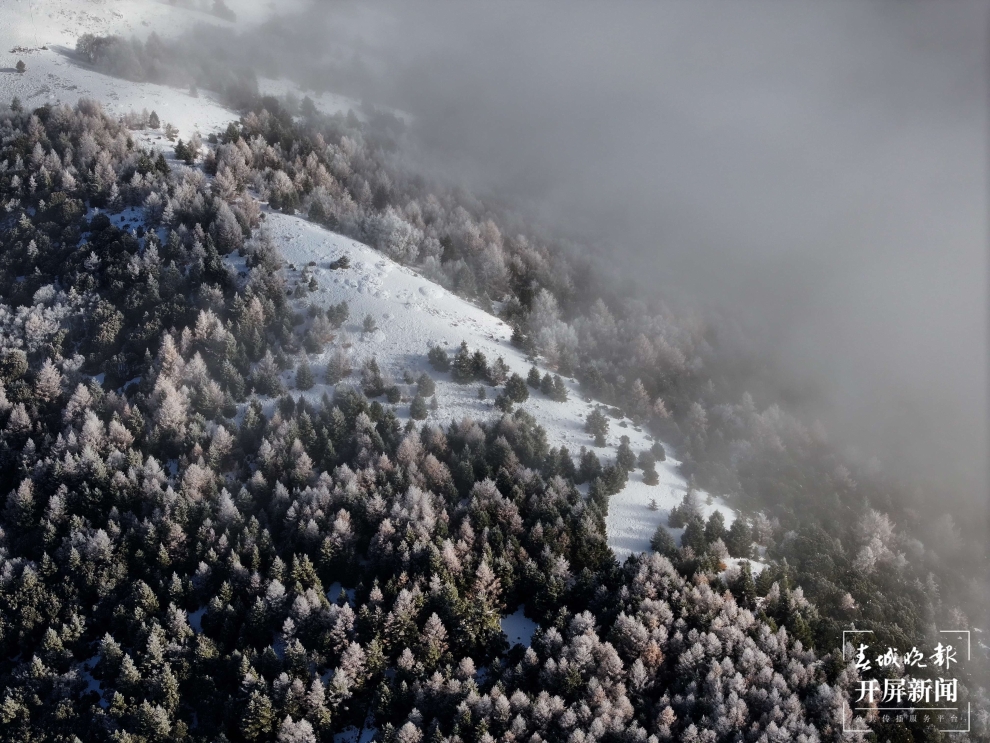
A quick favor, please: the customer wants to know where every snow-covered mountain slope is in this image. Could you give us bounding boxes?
[0,0,743,563]
[0,1,377,147]
[255,210,738,561]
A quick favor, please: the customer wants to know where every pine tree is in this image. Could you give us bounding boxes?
[326,347,351,384]
[410,394,428,420]
[730,561,758,609]
[527,365,541,388]
[585,408,609,446]
[417,372,435,397]
[327,301,349,328]
[504,373,529,403]
[149,110,160,129]
[452,342,474,383]
[362,314,378,334]
[241,690,275,740]
[705,511,727,544]
[643,462,659,486]
[487,356,509,386]
[296,359,314,390]
[540,372,554,396]
[616,436,636,471]
[726,517,753,558]
[551,374,568,402]
[681,516,707,552]
[651,441,666,461]
[361,357,385,397]
[15,60,25,74]
[651,524,677,556]
[471,350,489,381]
[577,447,602,484]
[427,345,450,373]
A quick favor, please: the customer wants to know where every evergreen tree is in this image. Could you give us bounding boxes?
[651,441,666,461]
[527,365,541,388]
[471,349,489,381]
[577,447,602,484]
[487,356,509,386]
[504,373,529,402]
[681,516,707,553]
[643,462,659,486]
[241,691,275,740]
[730,561,758,609]
[540,372,554,396]
[585,408,609,446]
[427,345,450,373]
[410,394,428,420]
[295,358,314,390]
[452,341,474,383]
[327,301,349,328]
[651,524,678,556]
[616,436,636,471]
[326,347,351,384]
[705,511,727,544]
[417,372,435,397]
[361,357,386,396]
[15,60,25,74]
[726,517,753,558]
[149,110,160,128]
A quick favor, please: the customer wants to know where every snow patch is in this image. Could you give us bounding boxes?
[501,607,538,648]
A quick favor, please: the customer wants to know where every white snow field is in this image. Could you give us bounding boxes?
[0,0,746,564]
[500,607,538,648]
[255,210,738,562]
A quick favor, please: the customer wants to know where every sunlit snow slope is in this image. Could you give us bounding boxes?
[256,211,738,561]
[0,0,742,563]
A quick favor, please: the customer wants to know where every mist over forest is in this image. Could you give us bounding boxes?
[0,1,987,741]
[127,0,990,508]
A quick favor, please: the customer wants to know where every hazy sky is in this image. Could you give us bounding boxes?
[243,0,990,503]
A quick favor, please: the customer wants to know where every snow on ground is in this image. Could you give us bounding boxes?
[258,210,739,562]
[333,724,378,743]
[326,582,356,606]
[501,607,538,648]
[188,606,206,634]
[0,0,306,52]
[0,46,235,142]
[77,653,108,708]
[0,0,308,146]
[0,0,748,567]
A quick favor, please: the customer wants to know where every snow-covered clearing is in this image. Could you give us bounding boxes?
[500,607,538,648]
[258,211,738,561]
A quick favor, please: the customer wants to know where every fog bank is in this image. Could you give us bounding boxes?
[169,0,990,504]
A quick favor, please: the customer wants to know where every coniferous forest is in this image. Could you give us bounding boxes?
[0,30,985,742]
